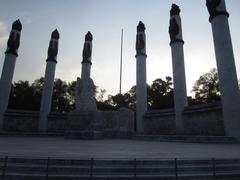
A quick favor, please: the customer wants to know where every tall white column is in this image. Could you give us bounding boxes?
[169,4,188,134]
[206,0,240,138]
[135,21,147,134]
[0,20,22,130]
[75,32,96,111]
[39,29,59,132]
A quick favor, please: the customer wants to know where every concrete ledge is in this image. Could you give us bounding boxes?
[135,135,238,144]
[183,102,222,114]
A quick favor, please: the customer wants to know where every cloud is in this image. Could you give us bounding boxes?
[0,21,8,48]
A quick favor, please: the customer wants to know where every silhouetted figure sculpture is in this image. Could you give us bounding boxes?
[47,29,59,62]
[82,31,93,64]
[136,21,146,56]
[169,4,184,45]
[5,19,22,56]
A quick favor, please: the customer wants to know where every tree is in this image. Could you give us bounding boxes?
[8,80,39,110]
[96,88,107,102]
[148,77,174,109]
[192,68,220,103]
[67,80,77,110]
[7,76,176,112]
[105,86,136,110]
[51,78,70,112]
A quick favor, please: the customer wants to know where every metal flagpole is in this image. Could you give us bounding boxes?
[119,29,123,94]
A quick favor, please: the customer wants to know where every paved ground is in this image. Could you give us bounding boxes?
[0,137,240,159]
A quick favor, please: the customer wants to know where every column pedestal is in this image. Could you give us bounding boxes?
[39,61,56,131]
[0,54,17,129]
[171,43,187,134]
[136,55,147,134]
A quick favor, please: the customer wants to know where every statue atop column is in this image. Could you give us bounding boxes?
[136,21,146,57]
[47,29,59,62]
[169,4,184,45]
[82,31,93,64]
[5,19,22,56]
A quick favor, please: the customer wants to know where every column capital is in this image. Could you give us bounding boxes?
[5,19,22,57]
[169,4,184,46]
[46,29,59,63]
[136,21,147,57]
[206,0,229,22]
[82,31,93,65]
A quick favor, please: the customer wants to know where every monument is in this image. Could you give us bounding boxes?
[39,29,60,132]
[75,31,97,111]
[169,4,188,134]
[135,21,147,134]
[0,20,22,130]
[65,32,134,139]
[206,0,240,139]
[1,2,239,141]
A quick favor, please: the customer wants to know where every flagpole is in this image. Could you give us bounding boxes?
[119,29,123,94]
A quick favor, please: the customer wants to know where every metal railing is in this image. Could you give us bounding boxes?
[1,156,240,179]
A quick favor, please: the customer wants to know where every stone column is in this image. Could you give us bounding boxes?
[0,19,22,129]
[39,29,59,132]
[169,4,188,134]
[206,0,240,138]
[75,32,96,111]
[135,21,147,134]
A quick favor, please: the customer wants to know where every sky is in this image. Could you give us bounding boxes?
[0,0,240,96]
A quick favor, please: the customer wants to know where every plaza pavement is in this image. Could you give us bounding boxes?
[0,137,240,159]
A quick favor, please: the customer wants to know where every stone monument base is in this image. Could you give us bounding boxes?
[65,108,134,139]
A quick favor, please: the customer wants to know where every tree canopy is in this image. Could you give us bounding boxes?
[191,68,220,104]
[8,68,226,112]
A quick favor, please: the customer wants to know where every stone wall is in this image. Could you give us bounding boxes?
[47,112,68,133]
[65,108,134,139]
[3,104,224,136]
[144,109,175,135]
[184,103,225,135]
[144,102,225,136]
[3,110,39,132]
[2,108,134,138]
[3,110,68,133]
[101,108,134,138]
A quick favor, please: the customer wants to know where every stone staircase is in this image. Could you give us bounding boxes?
[1,157,240,179]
